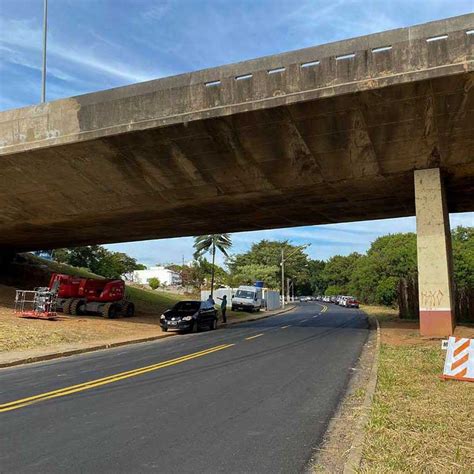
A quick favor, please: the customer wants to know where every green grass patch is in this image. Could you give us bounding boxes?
[125,286,183,315]
[361,319,474,472]
[25,254,100,279]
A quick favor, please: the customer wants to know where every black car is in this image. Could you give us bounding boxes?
[160,300,218,333]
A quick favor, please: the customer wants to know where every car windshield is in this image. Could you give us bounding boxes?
[173,301,200,311]
[236,290,255,299]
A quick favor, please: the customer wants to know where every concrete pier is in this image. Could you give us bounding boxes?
[414,168,455,336]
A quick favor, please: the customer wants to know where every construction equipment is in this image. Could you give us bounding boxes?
[49,273,135,318]
[49,273,82,312]
[15,273,135,320]
[15,287,57,320]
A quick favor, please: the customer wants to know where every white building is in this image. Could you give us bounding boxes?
[131,266,181,287]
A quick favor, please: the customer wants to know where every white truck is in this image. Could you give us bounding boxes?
[231,285,262,312]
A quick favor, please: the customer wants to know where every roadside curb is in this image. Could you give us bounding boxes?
[343,314,381,474]
[0,305,297,369]
[0,333,174,369]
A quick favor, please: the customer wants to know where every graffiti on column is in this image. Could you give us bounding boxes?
[421,289,444,309]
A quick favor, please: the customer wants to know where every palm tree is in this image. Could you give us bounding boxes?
[193,234,232,297]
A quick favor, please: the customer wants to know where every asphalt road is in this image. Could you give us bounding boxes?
[0,302,369,473]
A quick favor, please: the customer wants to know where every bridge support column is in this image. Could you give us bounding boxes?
[414,168,455,337]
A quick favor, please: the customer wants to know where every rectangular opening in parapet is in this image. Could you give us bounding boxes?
[336,53,355,61]
[300,60,320,68]
[372,45,392,53]
[466,30,474,35]
[205,80,221,87]
[235,73,253,81]
[268,66,286,74]
[426,34,448,42]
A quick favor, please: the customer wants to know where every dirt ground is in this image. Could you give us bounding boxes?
[0,284,169,353]
[0,283,283,355]
[361,305,474,346]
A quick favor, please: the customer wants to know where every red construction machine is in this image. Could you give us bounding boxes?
[49,273,135,318]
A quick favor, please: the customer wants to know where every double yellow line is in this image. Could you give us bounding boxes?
[0,344,234,413]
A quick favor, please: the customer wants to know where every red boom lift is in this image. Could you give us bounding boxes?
[49,273,135,318]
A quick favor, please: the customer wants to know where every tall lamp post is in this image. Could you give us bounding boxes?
[41,0,48,103]
[280,244,310,308]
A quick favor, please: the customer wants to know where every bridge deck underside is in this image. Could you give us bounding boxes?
[1,73,473,250]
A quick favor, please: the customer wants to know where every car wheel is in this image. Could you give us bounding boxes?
[211,318,217,330]
[161,327,168,332]
[193,320,199,333]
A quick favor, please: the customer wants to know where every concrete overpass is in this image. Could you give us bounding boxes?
[0,14,473,335]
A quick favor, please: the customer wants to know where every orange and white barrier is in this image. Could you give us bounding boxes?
[442,337,474,382]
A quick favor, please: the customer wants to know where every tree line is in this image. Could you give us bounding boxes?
[44,226,473,319]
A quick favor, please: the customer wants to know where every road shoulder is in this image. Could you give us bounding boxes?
[0,305,295,368]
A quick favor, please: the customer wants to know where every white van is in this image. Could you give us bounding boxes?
[231,286,262,312]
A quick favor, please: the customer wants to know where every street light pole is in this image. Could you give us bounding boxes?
[41,0,48,103]
[281,248,285,309]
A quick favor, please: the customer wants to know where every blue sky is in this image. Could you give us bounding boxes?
[0,0,472,265]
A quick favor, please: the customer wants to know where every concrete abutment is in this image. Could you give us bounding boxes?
[414,168,455,337]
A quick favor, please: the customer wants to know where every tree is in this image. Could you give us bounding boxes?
[148,277,160,290]
[306,259,327,295]
[193,234,232,296]
[322,253,362,295]
[54,245,144,279]
[228,263,280,288]
[228,240,311,294]
[452,226,474,289]
[351,234,417,306]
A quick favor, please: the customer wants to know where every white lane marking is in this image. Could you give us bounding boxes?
[245,333,264,340]
[281,325,291,329]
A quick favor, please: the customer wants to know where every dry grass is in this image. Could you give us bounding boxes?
[0,281,260,354]
[360,306,474,473]
[0,283,182,353]
[0,254,282,355]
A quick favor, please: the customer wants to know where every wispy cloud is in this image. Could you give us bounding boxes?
[141,2,171,22]
[0,17,161,90]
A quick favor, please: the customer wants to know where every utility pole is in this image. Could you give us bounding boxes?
[281,248,285,308]
[280,243,311,309]
[41,0,48,103]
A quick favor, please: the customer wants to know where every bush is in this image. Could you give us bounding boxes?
[148,277,160,290]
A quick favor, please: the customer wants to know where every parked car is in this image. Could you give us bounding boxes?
[232,286,262,312]
[345,297,360,308]
[160,300,218,333]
